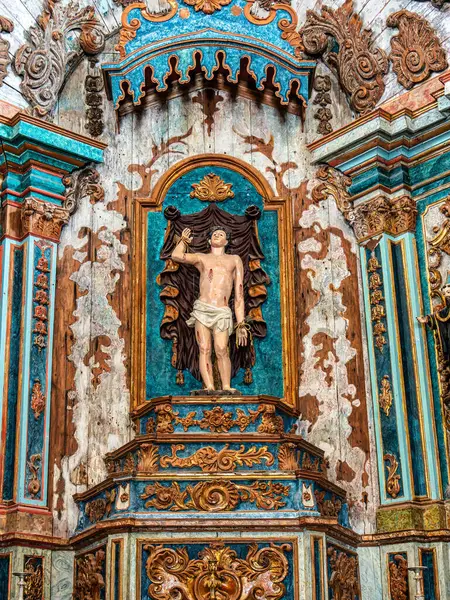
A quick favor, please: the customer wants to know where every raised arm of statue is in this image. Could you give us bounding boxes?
[171,228,200,266]
[234,255,248,347]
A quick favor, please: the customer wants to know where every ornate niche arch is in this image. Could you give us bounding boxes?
[131,154,298,410]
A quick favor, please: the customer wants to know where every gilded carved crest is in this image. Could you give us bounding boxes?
[387,10,448,90]
[190,173,235,202]
[143,542,291,600]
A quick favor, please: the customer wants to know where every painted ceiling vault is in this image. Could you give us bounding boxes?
[0,0,450,598]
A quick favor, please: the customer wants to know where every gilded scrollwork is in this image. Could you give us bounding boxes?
[144,541,291,600]
[137,443,160,472]
[160,443,274,472]
[21,198,69,241]
[85,489,116,523]
[31,380,46,420]
[384,453,401,499]
[300,0,388,115]
[140,479,290,511]
[368,254,387,352]
[278,442,298,470]
[24,557,44,600]
[388,554,409,600]
[387,10,448,90]
[15,0,105,118]
[27,454,42,498]
[174,404,283,434]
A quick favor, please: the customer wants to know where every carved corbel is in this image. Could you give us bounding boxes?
[0,16,13,87]
[300,0,388,115]
[14,0,105,118]
[63,166,104,215]
[387,10,448,89]
[21,197,70,241]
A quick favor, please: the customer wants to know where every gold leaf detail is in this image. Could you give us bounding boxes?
[190,173,234,202]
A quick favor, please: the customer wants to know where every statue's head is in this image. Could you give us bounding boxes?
[443,284,450,299]
[208,226,231,249]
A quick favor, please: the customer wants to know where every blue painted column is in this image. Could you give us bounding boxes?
[361,230,441,504]
[0,112,105,530]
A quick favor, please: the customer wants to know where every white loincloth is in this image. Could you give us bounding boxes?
[186,300,234,335]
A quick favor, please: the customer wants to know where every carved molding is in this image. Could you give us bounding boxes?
[300,0,388,115]
[384,453,401,499]
[143,542,291,600]
[379,375,393,417]
[0,16,13,87]
[15,0,105,118]
[387,10,448,90]
[140,479,290,511]
[21,197,70,241]
[74,548,106,600]
[313,75,333,135]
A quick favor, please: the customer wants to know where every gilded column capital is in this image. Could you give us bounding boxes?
[314,167,417,242]
[21,197,70,242]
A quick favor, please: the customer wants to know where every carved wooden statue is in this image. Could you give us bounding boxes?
[159,203,270,390]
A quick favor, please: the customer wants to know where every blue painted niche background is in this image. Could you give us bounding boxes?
[146,166,283,398]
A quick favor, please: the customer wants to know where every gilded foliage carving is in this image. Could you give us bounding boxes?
[315,490,342,517]
[387,10,448,90]
[379,375,393,417]
[140,480,290,511]
[312,165,352,217]
[174,404,283,434]
[144,542,291,600]
[384,453,401,499]
[85,489,116,523]
[160,443,274,472]
[27,454,42,498]
[85,59,104,137]
[327,545,361,600]
[368,254,387,353]
[300,0,388,115]
[31,380,46,419]
[74,548,106,600]
[278,443,298,470]
[388,554,409,600]
[0,16,13,87]
[137,443,160,472]
[190,173,235,202]
[184,0,232,14]
[15,0,105,117]
[24,557,44,600]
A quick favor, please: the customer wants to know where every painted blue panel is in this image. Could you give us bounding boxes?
[113,543,121,600]
[391,243,427,497]
[2,246,24,501]
[366,246,404,499]
[146,166,283,398]
[421,550,438,600]
[313,539,324,600]
[140,541,296,600]
[0,555,10,600]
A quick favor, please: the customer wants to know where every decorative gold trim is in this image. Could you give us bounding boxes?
[190,173,234,202]
[379,375,393,417]
[384,453,401,499]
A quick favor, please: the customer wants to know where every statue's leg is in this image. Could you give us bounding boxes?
[195,321,215,391]
[213,329,233,391]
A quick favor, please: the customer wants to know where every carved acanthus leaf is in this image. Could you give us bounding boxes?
[300,0,388,115]
[327,546,361,600]
[21,198,70,241]
[387,10,448,90]
[15,0,105,118]
[74,548,106,600]
[388,554,409,600]
[0,16,13,87]
[63,167,104,216]
[384,453,401,499]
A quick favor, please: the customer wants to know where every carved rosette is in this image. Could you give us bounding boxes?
[143,542,291,600]
[21,198,70,242]
[387,10,448,90]
[347,195,417,242]
[15,0,105,117]
[300,0,388,115]
[24,556,44,600]
[26,454,42,498]
[0,16,13,87]
[160,444,274,472]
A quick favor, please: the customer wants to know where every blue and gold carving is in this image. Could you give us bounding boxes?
[103,0,315,108]
[74,545,107,600]
[326,543,360,600]
[23,555,44,600]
